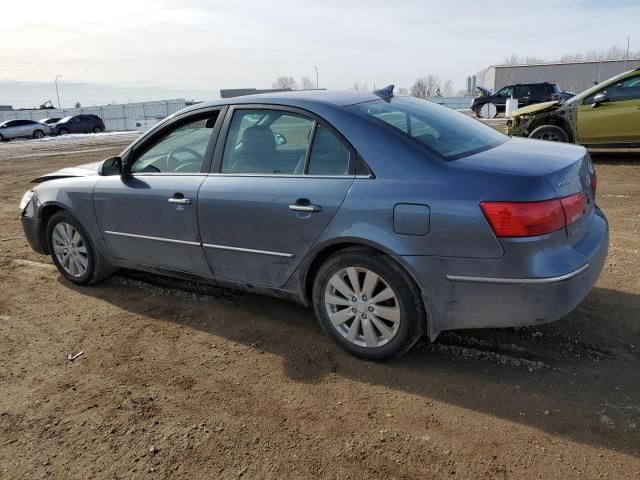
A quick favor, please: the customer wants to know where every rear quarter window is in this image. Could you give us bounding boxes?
[353,97,507,160]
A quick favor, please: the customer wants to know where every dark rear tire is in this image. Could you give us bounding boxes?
[529,125,569,143]
[312,247,426,361]
[0,133,5,141]
[46,211,108,285]
[92,126,103,133]
[58,128,69,136]
[33,129,44,139]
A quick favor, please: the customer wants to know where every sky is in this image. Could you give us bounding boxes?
[1,0,639,108]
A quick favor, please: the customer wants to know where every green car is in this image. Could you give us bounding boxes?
[506,68,640,147]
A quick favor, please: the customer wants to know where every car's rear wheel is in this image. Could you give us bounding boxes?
[312,247,426,361]
[33,129,44,139]
[0,133,5,141]
[58,128,69,136]
[529,125,569,142]
[46,211,105,285]
[92,126,103,133]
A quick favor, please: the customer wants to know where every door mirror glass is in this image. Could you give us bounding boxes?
[273,132,287,146]
[99,156,122,176]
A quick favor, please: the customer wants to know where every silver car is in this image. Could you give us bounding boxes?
[0,119,50,140]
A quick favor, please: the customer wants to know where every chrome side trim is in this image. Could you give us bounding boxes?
[104,230,201,246]
[202,243,294,258]
[446,263,590,285]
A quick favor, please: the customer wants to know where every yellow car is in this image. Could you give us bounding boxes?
[506,68,640,147]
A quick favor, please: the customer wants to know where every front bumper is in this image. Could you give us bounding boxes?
[21,215,46,254]
[398,208,609,340]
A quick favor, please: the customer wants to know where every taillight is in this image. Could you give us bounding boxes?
[560,192,586,225]
[481,192,586,238]
[591,169,597,192]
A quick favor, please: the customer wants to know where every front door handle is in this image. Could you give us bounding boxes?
[289,198,322,213]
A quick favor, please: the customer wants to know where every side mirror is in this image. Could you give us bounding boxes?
[98,156,122,176]
[274,132,287,146]
[592,93,609,107]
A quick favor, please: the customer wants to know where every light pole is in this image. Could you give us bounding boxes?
[55,75,63,109]
[313,65,319,89]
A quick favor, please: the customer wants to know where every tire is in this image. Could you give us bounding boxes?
[46,211,107,285]
[33,129,44,139]
[92,126,103,133]
[312,247,426,361]
[529,125,569,143]
[0,133,4,141]
[58,128,69,136]
[474,105,483,118]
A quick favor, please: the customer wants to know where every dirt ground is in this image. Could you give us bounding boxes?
[0,133,639,479]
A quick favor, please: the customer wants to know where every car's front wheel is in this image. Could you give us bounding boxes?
[92,126,103,133]
[58,128,69,136]
[47,211,106,285]
[312,247,426,361]
[529,125,569,142]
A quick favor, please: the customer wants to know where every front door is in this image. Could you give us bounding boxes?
[93,111,222,276]
[198,106,355,287]
[577,73,640,144]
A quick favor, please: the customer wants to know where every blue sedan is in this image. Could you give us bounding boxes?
[19,87,608,360]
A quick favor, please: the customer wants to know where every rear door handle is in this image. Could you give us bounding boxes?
[289,198,322,213]
[289,204,321,212]
[168,196,193,205]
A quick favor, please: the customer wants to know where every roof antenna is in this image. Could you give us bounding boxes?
[373,84,394,100]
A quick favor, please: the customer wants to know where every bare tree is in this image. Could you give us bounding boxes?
[397,87,408,96]
[504,45,639,65]
[410,77,428,99]
[349,81,369,91]
[300,76,315,90]
[272,76,298,90]
[441,79,455,97]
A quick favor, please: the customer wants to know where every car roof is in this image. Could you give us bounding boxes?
[182,90,381,114]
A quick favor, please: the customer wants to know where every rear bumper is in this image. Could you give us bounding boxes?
[21,215,46,254]
[399,208,609,340]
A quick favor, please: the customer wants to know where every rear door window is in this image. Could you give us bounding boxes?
[221,109,313,175]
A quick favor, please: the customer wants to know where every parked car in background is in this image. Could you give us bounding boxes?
[507,68,640,146]
[557,91,576,102]
[472,82,562,117]
[0,119,50,140]
[19,87,607,360]
[49,115,105,136]
[39,117,62,125]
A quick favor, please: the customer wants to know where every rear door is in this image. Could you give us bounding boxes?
[93,108,225,275]
[197,105,355,287]
[577,73,640,144]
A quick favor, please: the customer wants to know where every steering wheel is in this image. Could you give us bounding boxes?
[167,146,202,172]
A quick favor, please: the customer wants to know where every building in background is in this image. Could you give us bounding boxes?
[483,59,640,93]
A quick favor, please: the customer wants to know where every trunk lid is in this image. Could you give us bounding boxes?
[455,137,597,243]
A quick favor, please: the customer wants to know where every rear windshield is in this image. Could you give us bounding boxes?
[352,97,507,160]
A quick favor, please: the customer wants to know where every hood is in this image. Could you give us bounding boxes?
[32,160,103,183]
[511,100,559,117]
[476,86,493,96]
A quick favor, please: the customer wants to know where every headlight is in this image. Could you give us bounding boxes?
[19,189,35,211]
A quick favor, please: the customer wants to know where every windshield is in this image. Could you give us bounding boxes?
[353,97,508,160]
[565,69,637,105]
[59,116,73,123]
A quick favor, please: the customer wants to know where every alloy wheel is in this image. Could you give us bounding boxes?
[52,222,89,277]
[324,267,401,348]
